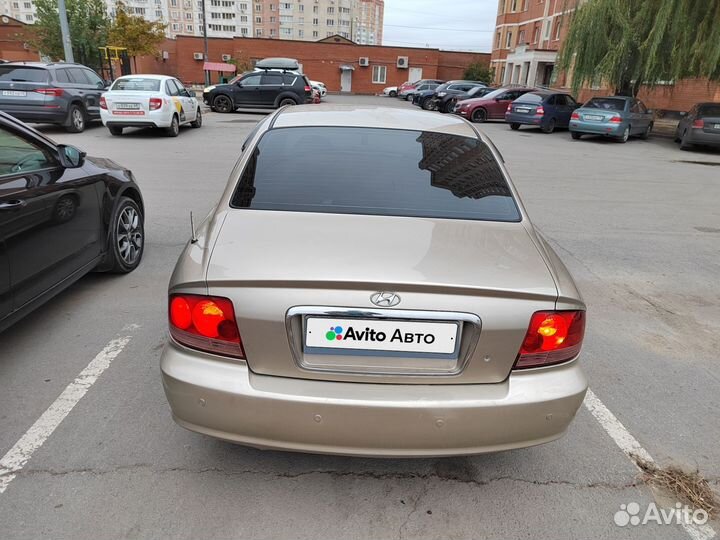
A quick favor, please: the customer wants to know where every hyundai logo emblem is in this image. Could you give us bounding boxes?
[370,292,401,307]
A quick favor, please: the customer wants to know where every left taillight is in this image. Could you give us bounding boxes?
[514,310,585,369]
[304,85,312,93]
[169,294,245,359]
[99,96,107,109]
[149,97,163,110]
[35,87,64,97]
[506,104,512,112]
[692,119,704,129]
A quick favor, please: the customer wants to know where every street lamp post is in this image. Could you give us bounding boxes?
[201,0,209,86]
[58,0,74,62]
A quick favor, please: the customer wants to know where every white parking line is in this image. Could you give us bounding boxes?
[0,335,132,494]
[584,388,716,540]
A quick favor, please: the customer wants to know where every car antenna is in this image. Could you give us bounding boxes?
[190,212,198,244]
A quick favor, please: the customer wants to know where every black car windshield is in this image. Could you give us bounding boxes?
[698,104,720,117]
[111,78,161,91]
[585,98,627,111]
[231,127,521,222]
[0,66,49,83]
[467,86,489,97]
[434,83,450,92]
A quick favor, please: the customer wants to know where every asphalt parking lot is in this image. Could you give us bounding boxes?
[1,94,718,539]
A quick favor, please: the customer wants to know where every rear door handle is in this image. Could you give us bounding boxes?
[0,199,27,210]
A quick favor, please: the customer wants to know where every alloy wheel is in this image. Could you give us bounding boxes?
[116,206,143,266]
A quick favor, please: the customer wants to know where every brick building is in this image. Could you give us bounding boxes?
[0,15,35,61]
[135,35,490,93]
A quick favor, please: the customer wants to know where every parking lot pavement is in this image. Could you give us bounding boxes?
[0,97,718,539]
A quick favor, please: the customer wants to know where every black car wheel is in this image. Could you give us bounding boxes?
[471,108,487,123]
[65,104,86,133]
[108,126,123,136]
[279,97,298,107]
[212,94,234,113]
[443,99,456,114]
[571,131,582,140]
[541,118,556,134]
[191,108,203,128]
[109,197,144,273]
[510,123,521,131]
[166,115,180,137]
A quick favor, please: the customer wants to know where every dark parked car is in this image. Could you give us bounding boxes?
[506,91,580,133]
[427,81,486,113]
[569,96,654,142]
[407,82,440,106]
[0,62,107,133]
[437,85,494,113]
[0,111,144,332]
[454,87,535,123]
[397,79,444,100]
[204,70,312,112]
[675,102,720,150]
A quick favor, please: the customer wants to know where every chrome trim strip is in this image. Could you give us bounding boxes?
[285,306,482,378]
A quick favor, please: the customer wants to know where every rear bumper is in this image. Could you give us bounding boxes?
[506,112,543,125]
[686,129,720,146]
[101,109,172,128]
[569,120,626,136]
[0,106,67,124]
[160,340,588,457]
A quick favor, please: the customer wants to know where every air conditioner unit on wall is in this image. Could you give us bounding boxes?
[358,57,369,67]
[193,52,204,60]
[397,56,409,68]
[162,50,170,60]
[221,54,232,61]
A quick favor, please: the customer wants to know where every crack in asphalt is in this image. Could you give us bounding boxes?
[11,465,642,490]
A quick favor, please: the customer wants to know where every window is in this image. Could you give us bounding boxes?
[269,3,275,10]
[281,27,291,35]
[523,0,529,10]
[12,2,19,8]
[495,32,501,48]
[533,26,540,43]
[165,79,180,96]
[269,28,275,36]
[186,24,193,31]
[240,15,247,21]
[326,19,334,25]
[185,12,192,19]
[313,5,317,13]
[25,14,33,21]
[171,0,177,5]
[155,9,162,16]
[543,19,551,39]
[585,98,627,111]
[83,69,104,87]
[255,16,261,22]
[511,0,517,11]
[230,128,520,223]
[112,77,162,92]
[312,30,318,37]
[518,30,525,44]
[24,2,31,8]
[0,127,56,178]
[372,65,386,84]
[256,28,262,36]
[261,74,283,85]
[298,4,303,11]
[240,74,261,85]
[298,29,303,37]
[171,10,179,19]
[312,17,318,25]
[327,6,334,13]
[554,21,561,40]
[241,27,248,35]
[269,16,275,21]
[255,3,261,10]
[505,31,513,48]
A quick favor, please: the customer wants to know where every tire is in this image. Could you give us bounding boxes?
[679,130,692,151]
[640,122,652,140]
[571,131,582,140]
[65,104,86,133]
[190,108,202,128]
[52,195,77,224]
[510,123,521,131]
[617,126,630,143]
[278,97,298,107]
[108,126,123,136]
[212,94,233,113]
[108,197,144,273]
[421,98,432,110]
[541,118,556,134]
[471,108,487,123]
[443,99,457,114]
[165,115,179,137]
[389,91,397,97]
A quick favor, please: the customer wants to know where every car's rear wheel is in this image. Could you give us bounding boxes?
[191,108,202,128]
[617,126,630,143]
[279,97,298,107]
[679,130,692,150]
[510,123,521,131]
[65,104,86,133]
[108,197,144,273]
[541,118,556,134]
[212,94,233,113]
[443,99,456,114]
[471,108,487,123]
[389,90,397,97]
[166,115,180,137]
[640,123,652,140]
[571,131,582,140]
[108,126,123,136]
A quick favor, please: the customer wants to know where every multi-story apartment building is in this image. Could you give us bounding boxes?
[490,0,579,87]
[1,0,382,43]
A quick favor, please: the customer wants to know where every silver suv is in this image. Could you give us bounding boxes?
[0,62,107,133]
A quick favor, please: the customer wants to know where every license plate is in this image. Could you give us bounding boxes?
[2,90,26,97]
[714,124,720,130]
[515,107,530,113]
[584,114,603,121]
[305,317,459,355]
[112,110,145,116]
[115,103,140,109]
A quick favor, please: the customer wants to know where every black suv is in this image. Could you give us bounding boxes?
[0,62,106,132]
[204,71,312,112]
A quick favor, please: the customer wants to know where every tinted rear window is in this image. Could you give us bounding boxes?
[698,104,720,117]
[517,93,545,103]
[112,78,161,91]
[231,127,520,222]
[585,98,627,111]
[0,66,49,83]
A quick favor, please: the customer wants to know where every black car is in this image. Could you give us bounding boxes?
[204,70,312,112]
[506,91,580,133]
[432,81,488,113]
[405,82,440,105]
[0,62,107,133]
[0,111,144,332]
[675,102,720,150]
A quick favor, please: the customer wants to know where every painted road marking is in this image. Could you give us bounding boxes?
[584,388,716,540]
[0,335,132,494]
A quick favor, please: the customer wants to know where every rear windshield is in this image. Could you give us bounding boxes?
[698,104,720,117]
[516,93,545,103]
[0,66,49,83]
[231,127,521,222]
[585,98,627,111]
[111,78,161,91]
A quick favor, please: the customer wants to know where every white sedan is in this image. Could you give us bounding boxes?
[309,80,327,97]
[100,74,202,137]
[382,86,398,97]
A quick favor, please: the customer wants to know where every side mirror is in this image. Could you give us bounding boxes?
[57,145,85,169]
[679,111,687,117]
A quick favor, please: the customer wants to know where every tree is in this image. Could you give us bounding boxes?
[28,0,109,71]
[108,2,167,72]
[558,0,720,97]
[463,62,495,84]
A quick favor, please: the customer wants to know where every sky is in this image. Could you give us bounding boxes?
[382,0,498,52]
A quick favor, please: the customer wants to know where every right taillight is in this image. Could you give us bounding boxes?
[149,97,163,110]
[514,310,585,369]
[169,294,245,358]
[692,119,704,129]
[571,111,580,120]
[608,115,623,123]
